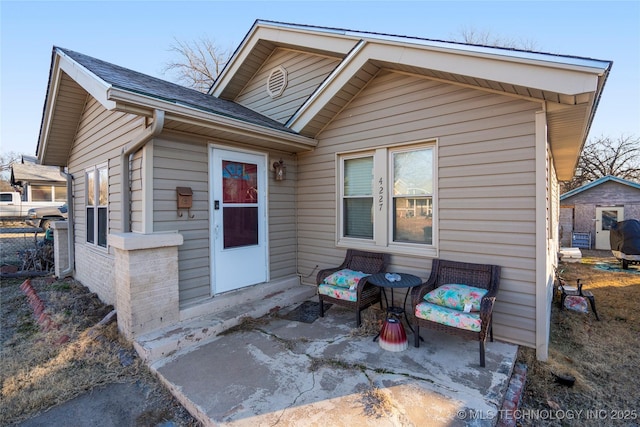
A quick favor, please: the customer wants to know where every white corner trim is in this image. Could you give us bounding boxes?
[534,110,550,361]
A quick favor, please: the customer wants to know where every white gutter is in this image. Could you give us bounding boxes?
[59,169,75,277]
[120,109,165,232]
[109,88,317,149]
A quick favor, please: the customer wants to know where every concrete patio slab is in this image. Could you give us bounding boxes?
[151,301,518,426]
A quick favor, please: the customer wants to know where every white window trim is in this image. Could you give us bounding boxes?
[336,140,438,258]
[85,162,109,250]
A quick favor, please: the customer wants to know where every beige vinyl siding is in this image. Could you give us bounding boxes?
[66,97,145,305]
[235,48,340,124]
[130,150,144,232]
[153,138,210,306]
[152,133,298,307]
[297,70,542,347]
[268,159,298,279]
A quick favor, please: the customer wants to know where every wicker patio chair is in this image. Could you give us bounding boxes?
[411,259,501,367]
[317,249,390,326]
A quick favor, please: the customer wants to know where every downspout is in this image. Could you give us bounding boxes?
[120,109,165,233]
[59,169,75,277]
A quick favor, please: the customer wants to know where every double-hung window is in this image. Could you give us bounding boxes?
[86,164,108,248]
[339,142,436,256]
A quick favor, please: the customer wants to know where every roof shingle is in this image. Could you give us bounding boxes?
[57,47,297,134]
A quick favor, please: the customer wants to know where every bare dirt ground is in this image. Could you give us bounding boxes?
[0,276,199,426]
[516,250,640,426]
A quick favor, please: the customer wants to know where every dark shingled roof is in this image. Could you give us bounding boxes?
[57,47,297,134]
[11,162,66,185]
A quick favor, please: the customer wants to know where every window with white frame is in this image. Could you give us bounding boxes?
[86,164,108,248]
[339,142,436,256]
[30,184,67,202]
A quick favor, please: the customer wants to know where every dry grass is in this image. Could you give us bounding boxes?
[1,322,143,422]
[517,250,640,426]
[361,385,394,418]
[349,307,387,337]
[0,277,198,426]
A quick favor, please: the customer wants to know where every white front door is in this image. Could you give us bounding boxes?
[595,206,624,250]
[210,147,268,294]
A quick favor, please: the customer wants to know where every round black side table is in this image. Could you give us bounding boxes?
[366,272,423,342]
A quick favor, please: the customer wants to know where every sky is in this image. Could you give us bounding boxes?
[1,0,639,157]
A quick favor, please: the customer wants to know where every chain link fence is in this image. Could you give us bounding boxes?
[0,218,53,274]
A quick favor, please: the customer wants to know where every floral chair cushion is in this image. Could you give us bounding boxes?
[318,283,358,302]
[323,269,368,290]
[415,301,482,332]
[423,284,488,312]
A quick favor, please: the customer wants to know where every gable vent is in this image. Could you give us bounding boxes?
[267,66,287,98]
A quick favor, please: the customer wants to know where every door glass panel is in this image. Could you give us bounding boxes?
[222,161,258,203]
[601,210,619,230]
[223,207,258,248]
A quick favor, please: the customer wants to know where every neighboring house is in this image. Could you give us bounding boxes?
[560,176,640,249]
[10,157,67,203]
[35,20,611,361]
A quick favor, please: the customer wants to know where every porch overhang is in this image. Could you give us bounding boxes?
[214,21,611,181]
[284,39,610,180]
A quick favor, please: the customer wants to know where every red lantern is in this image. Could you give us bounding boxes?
[378,317,408,352]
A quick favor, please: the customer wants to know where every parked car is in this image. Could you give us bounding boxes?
[610,219,640,269]
[25,204,68,230]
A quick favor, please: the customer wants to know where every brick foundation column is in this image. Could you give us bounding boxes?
[51,221,69,277]
[109,232,183,340]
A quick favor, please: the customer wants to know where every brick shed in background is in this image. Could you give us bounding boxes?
[560,176,640,249]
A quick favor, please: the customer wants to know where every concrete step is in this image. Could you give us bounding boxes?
[134,283,317,367]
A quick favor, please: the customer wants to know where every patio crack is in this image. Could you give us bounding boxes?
[253,326,350,350]
[252,326,441,387]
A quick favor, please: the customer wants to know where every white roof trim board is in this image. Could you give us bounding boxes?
[212,20,611,97]
[212,20,611,180]
[37,19,611,179]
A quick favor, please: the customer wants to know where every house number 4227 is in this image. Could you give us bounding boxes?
[378,177,384,211]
